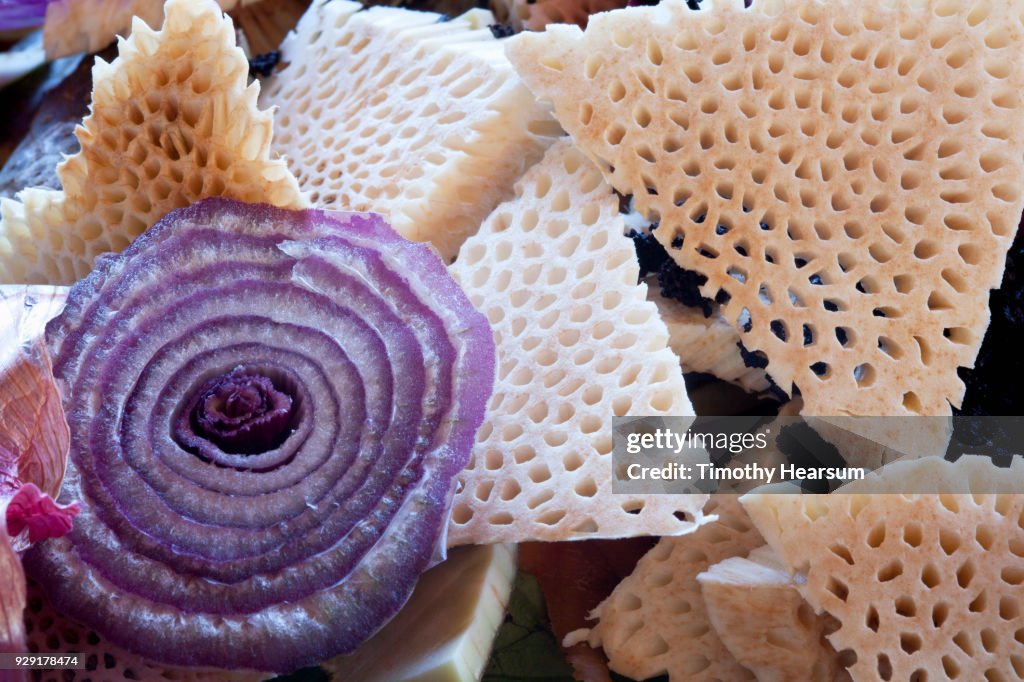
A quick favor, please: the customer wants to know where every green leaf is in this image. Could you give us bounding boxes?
[482,572,575,682]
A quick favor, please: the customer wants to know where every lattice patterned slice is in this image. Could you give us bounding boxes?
[506,0,1024,417]
[0,0,305,285]
[448,140,705,544]
[567,496,762,680]
[741,455,1024,682]
[699,546,849,682]
[648,283,770,394]
[490,0,627,31]
[260,2,558,262]
[24,580,265,682]
[42,0,258,59]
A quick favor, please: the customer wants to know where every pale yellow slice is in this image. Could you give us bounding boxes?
[324,544,517,682]
[742,456,1024,681]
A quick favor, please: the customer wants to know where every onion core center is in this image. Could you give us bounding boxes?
[185,369,294,455]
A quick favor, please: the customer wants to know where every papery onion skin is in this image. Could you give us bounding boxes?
[0,286,70,505]
[0,524,26,681]
[0,286,73,677]
[0,0,49,32]
[24,198,495,672]
[0,286,74,555]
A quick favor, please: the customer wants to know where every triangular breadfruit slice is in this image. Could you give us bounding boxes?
[505,0,1024,416]
[448,140,707,543]
[741,456,1024,681]
[261,2,558,261]
[0,0,305,284]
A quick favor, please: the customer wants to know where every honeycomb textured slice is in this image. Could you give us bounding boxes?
[261,2,558,261]
[23,580,264,682]
[648,285,770,393]
[0,0,305,284]
[42,0,253,59]
[699,546,849,682]
[448,140,706,544]
[506,0,1024,416]
[742,456,1024,682]
[570,496,762,680]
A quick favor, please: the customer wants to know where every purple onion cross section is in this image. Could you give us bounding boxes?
[25,198,496,673]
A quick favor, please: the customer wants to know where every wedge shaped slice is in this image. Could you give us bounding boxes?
[505,0,1024,417]
[741,456,1024,681]
[0,0,305,284]
[324,544,517,682]
[448,140,707,543]
[262,2,558,261]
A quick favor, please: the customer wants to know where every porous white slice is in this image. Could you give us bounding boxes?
[324,544,517,682]
[570,496,763,680]
[448,140,706,544]
[699,546,850,682]
[261,2,559,261]
[0,0,305,285]
[742,456,1024,682]
[506,0,1024,417]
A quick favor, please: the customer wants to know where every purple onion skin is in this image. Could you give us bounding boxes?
[0,0,48,31]
[24,198,496,673]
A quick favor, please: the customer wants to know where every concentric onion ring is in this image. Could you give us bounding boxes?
[24,198,496,672]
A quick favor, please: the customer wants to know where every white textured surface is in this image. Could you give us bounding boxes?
[262,2,559,261]
[449,140,707,543]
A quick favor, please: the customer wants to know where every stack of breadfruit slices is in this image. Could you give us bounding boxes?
[3,0,1024,679]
